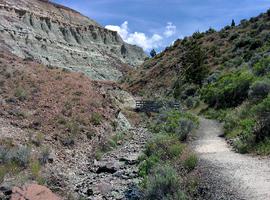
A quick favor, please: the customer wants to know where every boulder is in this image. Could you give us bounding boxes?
[10,184,61,200]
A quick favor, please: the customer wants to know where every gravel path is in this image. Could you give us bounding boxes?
[192,118,270,200]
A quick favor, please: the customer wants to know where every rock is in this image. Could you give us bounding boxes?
[119,153,139,165]
[10,184,61,200]
[96,161,120,174]
[0,0,147,81]
[125,184,143,200]
[116,112,132,131]
[96,182,112,195]
[109,89,136,109]
[0,185,12,196]
[48,152,55,163]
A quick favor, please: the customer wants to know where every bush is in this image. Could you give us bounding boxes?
[144,165,186,200]
[39,147,51,165]
[175,119,195,141]
[248,80,270,100]
[183,154,198,172]
[138,155,160,178]
[151,110,198,140]
[0,166,6,183]
[139,134,185,179]
[0,146,31,168]
[234,37,253,49]
[91,113,102,126]
[201,69,254,108]
[252,95,270,142]
[182,42,208,85]
[253,57,270,76]
[30,160,41,178]
[145,135,184,160]
[14,86,28,101]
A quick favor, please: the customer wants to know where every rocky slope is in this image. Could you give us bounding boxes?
[0,51,140,199]
[0,0,147,80]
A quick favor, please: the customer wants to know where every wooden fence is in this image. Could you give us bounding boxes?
[135,100,180,112]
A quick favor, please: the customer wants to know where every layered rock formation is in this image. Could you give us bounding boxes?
[0,0,147,80]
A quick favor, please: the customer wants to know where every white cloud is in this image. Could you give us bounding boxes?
[164,22,176,37]
[105,21,177,51]
[105,21,129,40]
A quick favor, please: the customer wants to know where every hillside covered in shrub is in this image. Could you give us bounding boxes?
[125,9,270,154]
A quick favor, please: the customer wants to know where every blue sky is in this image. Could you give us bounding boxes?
[53,0,270,52]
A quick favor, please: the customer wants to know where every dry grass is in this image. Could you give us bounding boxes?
[0,52,117,140]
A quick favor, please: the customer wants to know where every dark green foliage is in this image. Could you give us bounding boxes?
[192,31,204,39]
[231,19,236,27]
[252,95,270,142]
[249,39,263,50]
[182,42,208,85]
[201,69,254,108]
[139,134,184,178]
[229,33,239,41]
[144,165,186,200]
[91,113,102,125]
[183,154,198,172]
[248,80,270,100]
[139,110,199,199]
[145,135,184,160]
[234,37,253,49]
[151,110,198,141]
[206,28,216,34]
[253,57,270,76]
[267,9,270,17]
[150,49,157,58]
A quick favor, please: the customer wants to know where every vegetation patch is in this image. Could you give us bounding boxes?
[138,109,199,199]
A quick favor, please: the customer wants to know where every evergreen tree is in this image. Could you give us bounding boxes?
[182,42,208,85]
[231,19,236,27]
[150,49,157,58]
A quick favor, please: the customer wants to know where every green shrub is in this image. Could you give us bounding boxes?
[252,95,270,142]
[145,135,184,160]
[91,113,102,126]
[183,154,198,172]
[14,86,28,101]
[139,134,185,179]
[0,166,6,183]
[138,155,160,178]
[39,147,50,165]
[182,42,208,85]
[248,80,270,101]
[0,146,31,168]
[144,165,186,200]
[234,37,253,49]
[151,110,198,141]
[256,139,270,155]
[111,132,125,145]
[253,57,270,76]
[30,160,41,178]
[201,69,254,108]
[178,119,196,141]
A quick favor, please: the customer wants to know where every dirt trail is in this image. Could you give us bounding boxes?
[192,118,270,200]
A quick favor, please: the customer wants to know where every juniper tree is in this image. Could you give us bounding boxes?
[231,19,236,27]
[150,49,157,58]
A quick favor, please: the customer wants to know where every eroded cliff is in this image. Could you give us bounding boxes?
[0,0,147,80]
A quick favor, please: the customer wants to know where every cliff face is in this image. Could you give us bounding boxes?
[0,0,147,80]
